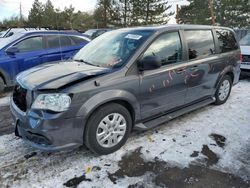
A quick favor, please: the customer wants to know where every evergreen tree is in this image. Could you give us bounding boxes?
[143,0,174,25]
[72,11,95,31]
[129,0,145,26]
[42,0,56,28]
[94,0,115,27]
[215,0,250,28]
[179,0,250,28]
[28,0,44,27]
[178,0,211,25]
[62,5,75,29]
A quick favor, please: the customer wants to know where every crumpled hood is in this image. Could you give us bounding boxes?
[17,61,110,90]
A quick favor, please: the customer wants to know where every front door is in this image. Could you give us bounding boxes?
[13,36,47,74]
[138,31,187,120]
[44,35,80,62]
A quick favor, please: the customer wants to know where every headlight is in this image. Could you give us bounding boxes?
[32,93,71,112]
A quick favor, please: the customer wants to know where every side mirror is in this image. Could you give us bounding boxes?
[138,55,162,71]
[6,46,19,55]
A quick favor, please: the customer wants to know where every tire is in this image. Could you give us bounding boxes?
[84,103,132,155]
[214,75,232,105]
[0,77,5,93]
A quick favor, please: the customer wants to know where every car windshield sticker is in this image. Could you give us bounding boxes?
[125,34,142,40]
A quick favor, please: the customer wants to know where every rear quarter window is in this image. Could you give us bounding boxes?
[216,29,239,53]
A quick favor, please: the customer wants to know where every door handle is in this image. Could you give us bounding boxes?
[176,68,185,74]
[189,65,198,71]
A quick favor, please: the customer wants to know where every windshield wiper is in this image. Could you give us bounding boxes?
[74,59,100,67]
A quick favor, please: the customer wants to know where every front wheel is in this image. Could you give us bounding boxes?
[214,75,232,105]
[84,103,132,155]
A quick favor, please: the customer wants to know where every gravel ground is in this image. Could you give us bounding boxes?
[0,79,249,188]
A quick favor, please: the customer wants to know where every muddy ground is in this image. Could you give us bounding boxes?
[108,148,249,188]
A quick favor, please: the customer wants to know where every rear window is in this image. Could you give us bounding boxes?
[185,30,215,60]
[70,36,87,45]
[239,34,250,46]
[216,29,239,53]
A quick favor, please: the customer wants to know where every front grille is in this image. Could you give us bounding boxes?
[13,85,27,112]
[242,55,250,62]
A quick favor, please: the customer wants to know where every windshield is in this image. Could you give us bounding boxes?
[0,33,23,49]
[240,34,250,46]
[73,29,153,68]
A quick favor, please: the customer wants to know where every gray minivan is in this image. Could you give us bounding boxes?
[11,25,241,155]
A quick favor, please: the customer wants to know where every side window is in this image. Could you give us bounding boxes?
[14,37,43,52]
[216,29,239,53]
[143,32,182,66]
[47,35,60,48]
[70,36,87,45]
[46,35,73,49]
[59,36,72,47]
[185,30,215,60]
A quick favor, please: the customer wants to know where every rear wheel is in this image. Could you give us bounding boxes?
[0,77,5,93]
[214,75,232,105]
[84,103,132,155]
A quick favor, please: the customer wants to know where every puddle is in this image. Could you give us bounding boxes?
[109,148,249,187]
[201,145,219,166]
[63,174,91,187]
[190,151,199,158]
[24,152,37,160]
[209,134,226,148]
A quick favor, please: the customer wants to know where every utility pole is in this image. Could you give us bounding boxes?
[19,2,23,27]
[19,2,22,20]
[146,0,150,25]
[124,0,127,27]
[176,4,180,24]
[103,0,107,27]
[208,0,215,25]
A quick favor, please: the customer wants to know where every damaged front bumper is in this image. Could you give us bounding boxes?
[10,98,85,152]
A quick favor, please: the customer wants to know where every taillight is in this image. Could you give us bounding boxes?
[240,54,243,63]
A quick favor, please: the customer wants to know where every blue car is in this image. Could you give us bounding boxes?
[0,30,90,92]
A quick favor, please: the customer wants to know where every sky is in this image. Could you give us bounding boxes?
[0,0,189,24]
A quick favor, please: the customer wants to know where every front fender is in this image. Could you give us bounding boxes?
[76,89,141,121]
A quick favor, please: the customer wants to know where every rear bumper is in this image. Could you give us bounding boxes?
[241,63,250,70]
[233,64,241,85]
[10,98,86,152]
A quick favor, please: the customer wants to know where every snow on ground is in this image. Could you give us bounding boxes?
[0,80,249,187]
[0,95,10,107]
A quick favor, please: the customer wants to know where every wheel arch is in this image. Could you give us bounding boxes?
[215,66,235,89]
[77,90,140,126]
